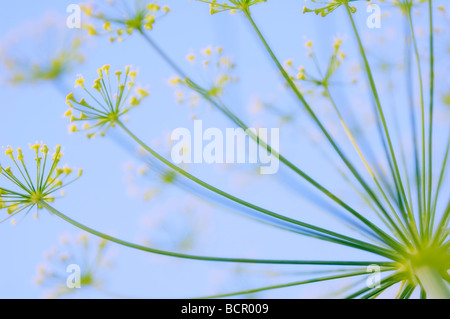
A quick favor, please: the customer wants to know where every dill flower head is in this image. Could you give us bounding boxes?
[0,14,85,85]
[285,37,346,88]
[80,0,170,42]
[302,0,356,17]
[197,0,267,14]
[169,46,237,108]
[0,143,82,223]
[35,232,113,298]
[65,65,150,138]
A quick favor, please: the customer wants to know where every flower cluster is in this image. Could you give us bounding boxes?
[0,143,81,223]
[65,65,149,138]
[197,0,267,14]
[0,16,85,84]
[169,46,237,110]
[284,37,347,89]
[35,232,113,298]
[302,0,356,17]
[81,1,170,42]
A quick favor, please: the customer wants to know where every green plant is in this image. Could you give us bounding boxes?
[1,0,449,298]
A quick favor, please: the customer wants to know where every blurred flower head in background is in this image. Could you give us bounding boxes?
[34,232,114,298]
[80,0,170,42]
[0,14,85,85]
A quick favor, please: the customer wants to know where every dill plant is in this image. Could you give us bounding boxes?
[1,0,449,299]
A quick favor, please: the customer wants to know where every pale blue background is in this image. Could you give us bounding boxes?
[0,0,448,298]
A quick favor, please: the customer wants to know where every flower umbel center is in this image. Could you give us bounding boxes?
[30,191,44,204]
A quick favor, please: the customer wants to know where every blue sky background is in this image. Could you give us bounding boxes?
[0,0,449,298]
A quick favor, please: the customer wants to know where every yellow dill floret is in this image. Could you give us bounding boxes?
[102,64,111,75]
[168,76,181,86]
[202,46,213,56]
[147,4,160,12]
[83,24,97,36]
[136,88,149,98]
[5,148,14,158]
[297,66,306,80]
[203,0,267,14]
[75,76,85,88]
[69,124,78,133]
[17,148,24,161]
[130,96,140,106]
[40,145,49,155]
[186,53,195,63]
[80,4,93,16]
[29,142,41,152]
[63,165,73,175]
[66,92,75,101]
[64,109,72,117]
[103,21,112,31]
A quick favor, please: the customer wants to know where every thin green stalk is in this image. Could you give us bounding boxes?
[137,30,405,252]
[404,17,423,229]
[323,84,416,239]
[345,4,419,246]
[243,7,412,247]
[345,273,399,299]
[117,120,399,258]
[426,0,435,239]
[40,201,393,267]
[430,134,450,229]
[406,7,427,239]
[432,200,450,246]
[398,283,415,299]
[196,269,388,299]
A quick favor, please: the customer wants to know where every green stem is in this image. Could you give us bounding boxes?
[415,266,450,299]
[117,120,399,259]
[196,270,382,299]
[345,4,419,246]
[406,7,427,239]
[40,201,392,267]
[426,0,435,239]
[137,30,404,253]
[243,7,411,248]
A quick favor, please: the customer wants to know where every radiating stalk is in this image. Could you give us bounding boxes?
[197,270,387,299]
[345,4,419,246]
[117,120,400,258]
[426,0,435,239]
[406,7,427,239]
[243,7,412,247]
[137,29,405,252]
[40,201,393,266]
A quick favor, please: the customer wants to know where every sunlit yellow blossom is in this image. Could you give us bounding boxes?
[80,1,170,42]
[199,0,267,14]
[0,144,81,222]
[302,0,355,17]
[66,65,149,138]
